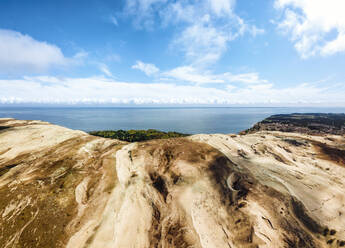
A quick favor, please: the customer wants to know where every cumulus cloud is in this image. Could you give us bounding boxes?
[275,0,345,58]
[132,61,160,76]
[0,29,70,74]
[1,76,344,105]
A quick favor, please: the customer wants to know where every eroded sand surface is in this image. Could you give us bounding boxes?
[0,118,345,247]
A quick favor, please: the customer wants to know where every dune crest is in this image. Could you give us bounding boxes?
[0,118,345,247]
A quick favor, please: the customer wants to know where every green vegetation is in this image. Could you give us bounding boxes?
[242,113,345,135]
[89,129,190,142]
[261,113,345,129]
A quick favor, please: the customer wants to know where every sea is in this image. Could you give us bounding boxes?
[0,107,344,134]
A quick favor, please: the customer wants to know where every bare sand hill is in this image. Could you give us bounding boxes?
[0,118,344,248]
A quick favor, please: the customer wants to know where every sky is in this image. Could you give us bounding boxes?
[0,0,345,106]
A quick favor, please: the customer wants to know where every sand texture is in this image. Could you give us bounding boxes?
[0,118,344,248]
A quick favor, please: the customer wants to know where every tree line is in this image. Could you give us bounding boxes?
[89,129,189,142]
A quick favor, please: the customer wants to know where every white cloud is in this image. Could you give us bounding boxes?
[208,0,234,17]
[124,0,167,29]
[249,26,265,37]
[135,62,268,85]
[1,76,344,105]
[99,64,113,77]
[0,29,69,74]
[175,23,231,65]
[132,61,159,76]
[124,0,264,65]
[164,0,263,65]
[110,15,118,26]
[223,72,268,84]
[160,0,235,23]
[275,0,345,58]
[73,51,88,59]
[163,66,268,84]
[163,66,224,84]
[105,53,121,62]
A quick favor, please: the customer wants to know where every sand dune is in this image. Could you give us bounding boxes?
[0,118,344,247]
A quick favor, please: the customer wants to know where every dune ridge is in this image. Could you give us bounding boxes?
[0,118,345,247]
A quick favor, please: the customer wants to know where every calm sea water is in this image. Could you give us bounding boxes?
[0,107,344,134]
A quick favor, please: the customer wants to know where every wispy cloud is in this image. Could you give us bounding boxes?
[123,0,166,30]
[110,15,118,26]
[73,51,88,59]
[163,66,224,84]
[148,64,269,85]
[223,72,268,84]
[166,0,264,65]
[275,0,345,58]
[123,0,264,65]
[174,22,231,65]
[99,64,113,77]
[105,53,121,62]
[132,60,159,76]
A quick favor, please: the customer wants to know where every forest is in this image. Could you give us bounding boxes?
[89,129,189,142]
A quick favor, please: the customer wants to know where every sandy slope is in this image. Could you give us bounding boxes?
[0,118,345,248]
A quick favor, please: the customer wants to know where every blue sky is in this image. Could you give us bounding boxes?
[0,0,345,105]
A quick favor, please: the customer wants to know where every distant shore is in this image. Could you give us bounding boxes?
[88,113,345,142]
[242,113,345,135]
